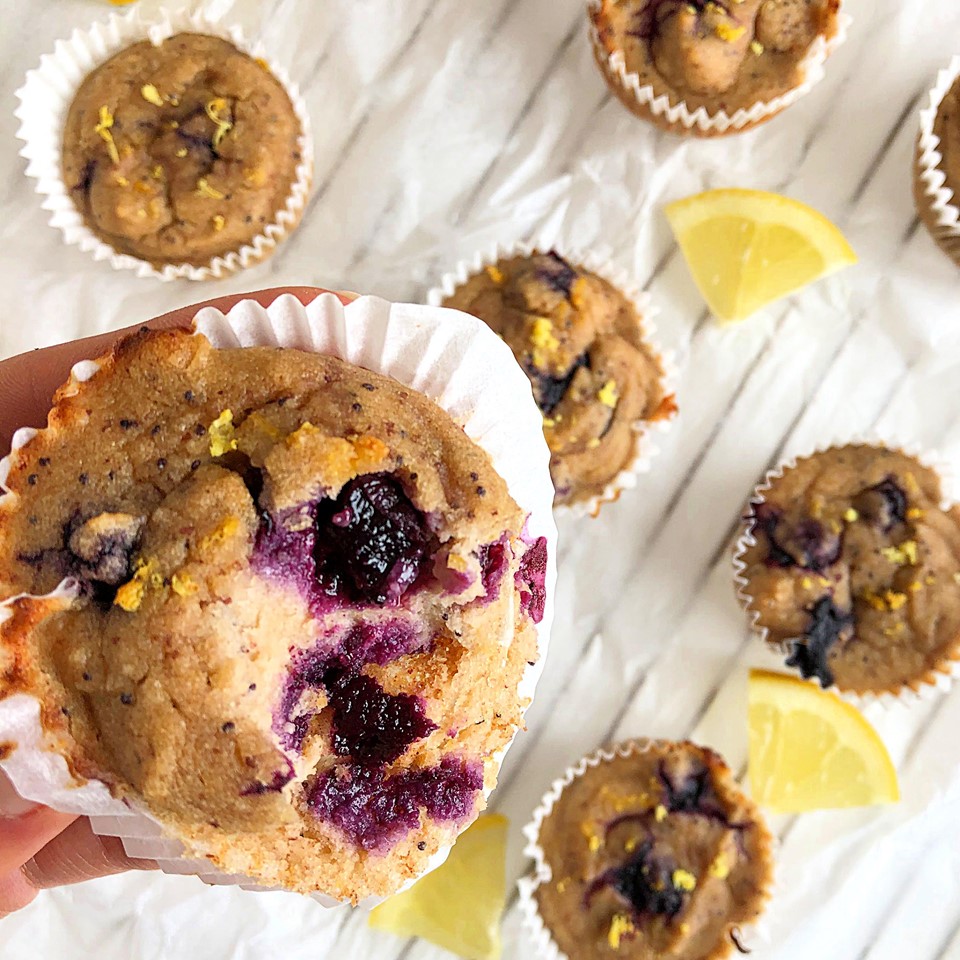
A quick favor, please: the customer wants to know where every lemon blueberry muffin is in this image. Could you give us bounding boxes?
[442,252,675,509]
[590,0,842,135]
[0,328,547,902]
[530,741,773,960]
[737,444,960,695]
[915,67,960,267]
[61,33,306,268]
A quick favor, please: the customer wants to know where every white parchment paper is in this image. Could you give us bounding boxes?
[4,1,960,959]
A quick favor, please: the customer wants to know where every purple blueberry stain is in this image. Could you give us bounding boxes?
[854,477,907,532]
[315,473,431,606]
[478,535,511,601]
[786,596,853,688]
[326,672,437,764]
[241,762,295,797]
[532,353,588,414]
[657,760,728,822]
[585,840,684,920]
[751,502,841,572]
[516,537,548,623]
[534,251,579,299]
[305,756,483,851]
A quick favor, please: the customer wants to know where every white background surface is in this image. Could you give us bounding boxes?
[3,1,960,958]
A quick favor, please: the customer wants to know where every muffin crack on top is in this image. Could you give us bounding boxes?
[737,444,960,695]
[0,327,547,901]
[62,33,304,267]
[442,251,675,508]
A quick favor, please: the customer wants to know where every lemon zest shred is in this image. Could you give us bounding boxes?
[672,869,697,892]
[196,177,226,200]
[843,508,859,523]
[205,97,234,150]
[140,84,164,107]
[485,265,505,285]
[94,105,121,165]
[608,914,636,950]
[654,804,668,822]
[171,572,199,597]
[114,559,156,612]
[715,21,746,42]
[201,516,241,550]
[208,409,238,457]
[708,853,730,879]
[212,214,226,232]
[598,380,619,408]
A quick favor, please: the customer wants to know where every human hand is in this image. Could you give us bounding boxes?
[0,286,342,916]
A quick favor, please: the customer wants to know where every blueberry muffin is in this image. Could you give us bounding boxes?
[530,741,773,960]
[61,33,307,269]
[590,0,843,135]
[915,66,960,268]
[442,252,675,509]
[737,444,960,695]
[0,328,547,902]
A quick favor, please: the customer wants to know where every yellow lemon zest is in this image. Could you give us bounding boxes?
[196,177,226,200]
[672,869,697,892]
[114,175,130,187]
[569,276,589,309]
[556,878,570,894]
[151,165,163,179]
[530,317,560,353]
[255,57,270,70]
[171,572,199,597]
[654,804,668,822]
[212,214,226,232]
[140,84,164,107]
[587,437,601,449]
[880,541,918,566]
[94,105,120,165]
[624,837,639,853]
[580,821,602,852]
[205,97,234,150]
[708,853,730,879]
[843,508,859,522]
[598,380,619,408]
[208,409,238,457]
[715,21,746,42]
[750,40,765,55]
[608,914,636,950]
[201,516,241,550]
[885,590,908,611]
[801,577,813,589]
[485,265,505,285]
[114,559,156,612]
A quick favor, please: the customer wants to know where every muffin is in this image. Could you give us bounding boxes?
[589,0,844,136]
[0,326,547,903]
[522,740,774,960]
[441,251,675,511]
[56,30,309,273]
[915,57,960,267]
[735,444,960,696]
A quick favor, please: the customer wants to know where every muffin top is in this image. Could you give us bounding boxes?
[591,0,841,114]
[61,33,304,267]
[442,252,674,507]
[534,742,772,960]
[739,444,960,694]
[933,76,960,199]
[0,328,546,902]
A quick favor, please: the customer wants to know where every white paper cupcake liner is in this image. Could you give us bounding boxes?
[14,6,314,281]
[425,240,678,519]
[732,436,960,709]
[517,739,776,960]
[0,291,557,907]
[586,1,851,137]
[915,56,960,260]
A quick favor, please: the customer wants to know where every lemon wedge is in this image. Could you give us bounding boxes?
[748,670,899,813]
[368,814,508,960]
[665,189,857,323]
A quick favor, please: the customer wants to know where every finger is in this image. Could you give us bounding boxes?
[0,286,351,452]
[0,866,38,917]
[0,806,77,875]
[20,817,155,889]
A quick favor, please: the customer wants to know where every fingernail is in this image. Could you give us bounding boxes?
[0,771,40,818]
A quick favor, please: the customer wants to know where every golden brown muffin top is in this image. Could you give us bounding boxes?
[534,742,773,960]
[61,33,303,267]
[443,252,674,507]
[739,444,960,694]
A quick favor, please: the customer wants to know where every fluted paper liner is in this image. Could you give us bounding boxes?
[14,6,314,281]
[426,240,678,519]
[915,56,960,265]
[732,438,960,708]
[0,292,557,906]
[517,739,776,960]
[586,1,851,137]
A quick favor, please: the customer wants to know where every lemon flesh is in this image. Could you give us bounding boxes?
[748,670,899,814]
[665,189,857,324]
[368,814,508,960]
